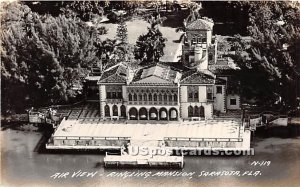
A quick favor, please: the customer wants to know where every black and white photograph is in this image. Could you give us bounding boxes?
[1,0,300,187]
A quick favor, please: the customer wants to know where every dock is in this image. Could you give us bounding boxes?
[104,152,184,168]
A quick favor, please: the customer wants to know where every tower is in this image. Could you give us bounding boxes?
[182,18,214,69]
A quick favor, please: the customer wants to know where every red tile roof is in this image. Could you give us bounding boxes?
[98,64,127,84]
[180,70,215,84]
[186,19,213,30]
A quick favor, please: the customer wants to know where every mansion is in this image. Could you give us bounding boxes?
[85,18,241,121]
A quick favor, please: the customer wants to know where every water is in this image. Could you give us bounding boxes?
[1,129,300,187]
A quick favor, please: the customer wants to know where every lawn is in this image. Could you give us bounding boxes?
[99,17,183,62]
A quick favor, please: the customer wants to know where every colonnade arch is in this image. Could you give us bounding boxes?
[127,107,178,121]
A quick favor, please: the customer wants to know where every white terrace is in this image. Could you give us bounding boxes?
[53,118,244,141]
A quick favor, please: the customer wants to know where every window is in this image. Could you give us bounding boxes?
[148,94,152,101]
[207,86,213,100]
[200,106,205,117]
[153,94,157,101]
[188,106,193,117]
[216,86,222,94]
[107,92,112,99]
[194,92,199,101]
[139,94,143,101]
[104,105,110,117]
[169,95,173,101]
[174,94,178,102]
[143,93,147,101]
[117,92,122,98]
[192,37,196,44]
[159,94,162,101]
[164,94,167,101]
[112,105,118,116]
[194,106,199,117]
[112,92,116,99]
[188,86,198,102]
[106,86,122,99]
[208,53,213,61]
[128,93,132,101]
[230,98,237,105]
[121,105,126,117]
[133,94,137,101]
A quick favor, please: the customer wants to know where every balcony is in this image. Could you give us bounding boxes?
[106,98,123,103]
[206,98,215,103]
[127,100,178,106]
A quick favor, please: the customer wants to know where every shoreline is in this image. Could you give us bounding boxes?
[2,122,300,156]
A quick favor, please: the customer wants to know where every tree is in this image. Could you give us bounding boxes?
[1,2,104,113]
[231,2,300,113]
[216,36,231,57]
[116,17,128,44]
[134,13,166,64]
[25,1,106,21]
[184,2,202,24]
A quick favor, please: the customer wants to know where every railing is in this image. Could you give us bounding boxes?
[164,137,243,142]
[206,98,214,103]
[187,99,214,103]
[106,98,123,103]
[52,136,131,141]
[127,101,178,105]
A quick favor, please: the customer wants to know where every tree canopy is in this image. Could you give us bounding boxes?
[116,17,128,44]
[134,13,166,64]
[1,2,104,113]
[232,2,300,113]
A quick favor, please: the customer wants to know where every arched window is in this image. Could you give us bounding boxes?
[164,94,167,101]
[120,105,126,117]
[139,107,148,120]
[133,93,137,101]
[112,105,118,116]
[188,106,193,117]
[194,106,199,117]
[159,94,162,101]
[143,93,147,101]
[128,93,132,101]
[169,95,173,102]
[209,53,213,61]
[105,105,110,117]
[149,107,158,120]
[159,108,168,120]
[173,94,178,102]
[154,94,157,101]
[169,108,178,120]
[148,94,152,101]
[139,94,143,101]
[194,91,199,102]
[112,92,116,99]
[200,106,205,117]
[129,107,138,120]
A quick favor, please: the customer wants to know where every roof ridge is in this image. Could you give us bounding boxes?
[99,73,127,84]
[104,63,121,72]
[186,19,212,30]
[180,71,198,82]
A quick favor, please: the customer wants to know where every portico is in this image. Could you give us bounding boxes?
[127,106,179,121]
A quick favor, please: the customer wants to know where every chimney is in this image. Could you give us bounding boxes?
[194,44,203,62]
[195,44,208,70]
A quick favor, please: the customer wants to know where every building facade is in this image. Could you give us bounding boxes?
[88,18,241,121]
